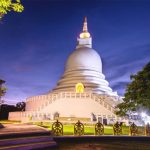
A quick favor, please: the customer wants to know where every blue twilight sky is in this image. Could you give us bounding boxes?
[0,0,150,104]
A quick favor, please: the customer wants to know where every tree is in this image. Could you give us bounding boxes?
[0,79,6,102]
[0,0,24,20]
[0,104,18,120]
[16,101,25,111]
[115,62,150,116]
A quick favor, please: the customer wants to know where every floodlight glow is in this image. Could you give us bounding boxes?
[140,112,150,124]
[144,116,150,124]
[141,112,147,118]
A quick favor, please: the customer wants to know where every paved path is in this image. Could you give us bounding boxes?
[0,124,57,149]
[0,123,47,135]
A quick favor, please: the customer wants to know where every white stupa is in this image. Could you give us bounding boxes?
[9,17,121,123]
[53,17,117,96]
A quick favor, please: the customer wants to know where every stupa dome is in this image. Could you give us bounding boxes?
[52,17,118,97]
[9,17,120,124]
[65,47,102,72]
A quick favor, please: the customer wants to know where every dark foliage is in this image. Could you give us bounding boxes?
[16,102,26,111]
[116,62,150,116]
[0,79,6,98]
[0,104,18,120]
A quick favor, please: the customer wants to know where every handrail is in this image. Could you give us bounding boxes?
[35,92,115,114]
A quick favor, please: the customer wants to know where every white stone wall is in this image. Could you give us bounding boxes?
[9,92,118,122]
[9,111,22,121]
[40,93,115,118]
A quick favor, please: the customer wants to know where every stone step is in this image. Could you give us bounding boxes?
[0,131,51,139]
[0,136,54,147]
[0,124,57,149]
[0,140,57,150]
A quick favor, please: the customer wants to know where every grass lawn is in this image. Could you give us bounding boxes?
[0,120,21,124]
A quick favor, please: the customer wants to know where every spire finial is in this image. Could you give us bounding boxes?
[77,17,92,48]
[83,16,88,32]
[79,17,91,39]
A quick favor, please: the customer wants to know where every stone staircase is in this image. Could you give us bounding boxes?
[0,124,57,150]
[0,135,57,150]
[37,92,115,114]
[9,93,117,122]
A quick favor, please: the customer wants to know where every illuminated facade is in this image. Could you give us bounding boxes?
[9,17,122,124]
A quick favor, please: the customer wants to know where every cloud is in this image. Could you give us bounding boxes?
[103,44,150,96]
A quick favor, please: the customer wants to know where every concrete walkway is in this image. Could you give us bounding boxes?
[0,123,47,134]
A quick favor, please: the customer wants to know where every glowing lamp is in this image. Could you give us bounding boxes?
[76,83,84,93]
[80,32,91,38]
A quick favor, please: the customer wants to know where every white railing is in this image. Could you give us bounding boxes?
[34,92,115,114]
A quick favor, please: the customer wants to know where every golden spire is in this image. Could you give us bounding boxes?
[80,17,91,39]
[83,17,88,32]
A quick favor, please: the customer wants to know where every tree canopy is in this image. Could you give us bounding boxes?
[16,101,26,111]
[0,79,6,101]
[0,0,24,19]
[115,62,150,116]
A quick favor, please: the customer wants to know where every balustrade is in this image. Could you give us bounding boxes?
[113,122,122,135]
[74,120,84,136]
[130,122,138,136]
[52,120,63,136]
[95,121,104,135]
[145,123,150,136]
